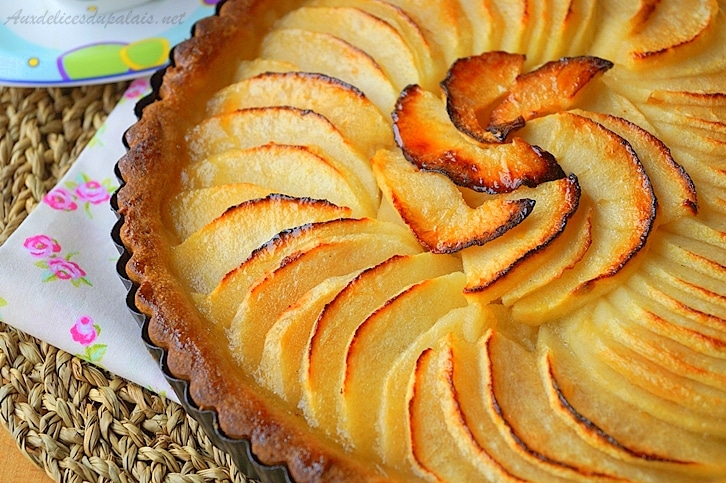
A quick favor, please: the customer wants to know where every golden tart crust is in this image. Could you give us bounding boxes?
[116,0,726,481]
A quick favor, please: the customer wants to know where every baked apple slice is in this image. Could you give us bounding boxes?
[170,194,351,294]
[574,110,697,225]
[512,112,657,323]
[538,321,726,473]
[232,58,299,81]
[377,303,488,468]
[393,84,564,193]
[408,337,519,482]
[229,231,423,372]
[206,71,393,158]
[302,252,462,437]
[274,6,421,91]
[204,218,417,327]
[260,28,398,112]
[181,144,376,218]
[539,0,598,61]
[500,201,593,308]
[484,0,530,55]
[258,273,359,402]
[186,107,379,204]
[461,174,580,298]
[371,148,534,253]
[306,0,440,89]
[441,52,525,144]
[486,327,668,481]
[166,183,272,241]
[487,56,613,141]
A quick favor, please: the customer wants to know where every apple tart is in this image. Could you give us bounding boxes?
[114,0,726,481]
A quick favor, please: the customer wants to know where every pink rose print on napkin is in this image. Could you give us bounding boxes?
[123,77,152,100]
[70,316,107,364]
[24,235,91,287]
[43,173,116,218]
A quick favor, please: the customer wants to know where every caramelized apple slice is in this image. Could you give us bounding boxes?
[539,321,726,472]
[206,71,393,157]
[274,6,421,91]
[187,107,379,203]
[512,112,657,322]
[166,183,273,241]
[229,231,423,372]
[306,0,440,89]
[302,252,462,436]
[182,144,376,218]
[461,175,580,298]
[441,52,525,144]
[260,28,398,112]
[371,149,534,253]
[393,84,564,193]
[487,56,614,141]
[171,194,350,294]
[205,218,417,327]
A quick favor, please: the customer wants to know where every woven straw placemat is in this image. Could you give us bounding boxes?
[0,84,248,482]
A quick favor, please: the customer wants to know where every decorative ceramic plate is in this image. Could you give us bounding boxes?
[0,0,220,86]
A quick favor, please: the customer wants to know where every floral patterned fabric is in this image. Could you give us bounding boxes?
[0,77,175,401]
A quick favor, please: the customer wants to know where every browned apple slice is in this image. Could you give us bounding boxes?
[393,84,565,193]
[574,110,697,225]
[512,112,657,323]
[206,71,393,158]
[408,336,522,482]
[301,251,462,437]
[260,28,398,113]
[487,56,614,141]
[182,144,376,218]
[229,231,423,372]
[204,218,417,327]
[441,52,525,144]
[371,149,534,253]
[650,230,726,288]
[166,183,272,241]
[306,0,440,89]
[538,321,726,472]
[461,174,580,298]
[171,194,351,294]
[274,6,421,91]
[186,107,379,204]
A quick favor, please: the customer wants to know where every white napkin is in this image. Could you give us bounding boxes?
[0,77,178,403]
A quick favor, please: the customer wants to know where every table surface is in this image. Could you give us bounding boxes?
[0,426,50,481]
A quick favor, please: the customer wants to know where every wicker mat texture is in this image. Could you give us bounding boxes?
[0,84,248,482]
